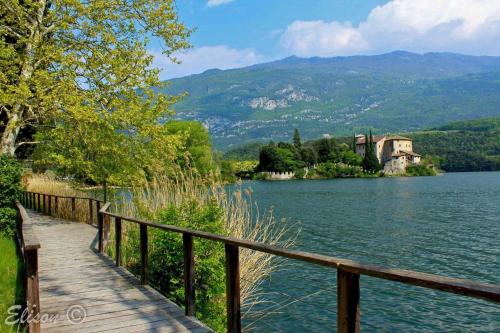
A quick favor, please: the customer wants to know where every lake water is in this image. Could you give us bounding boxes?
[238,172,500,332]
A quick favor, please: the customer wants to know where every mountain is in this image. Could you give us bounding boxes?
[160,51,500,150]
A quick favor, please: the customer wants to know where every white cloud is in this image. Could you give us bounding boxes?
[152,45,264,79]
[280,0,500,56]
[206,0,234,8]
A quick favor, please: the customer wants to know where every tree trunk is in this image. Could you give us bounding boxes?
[0,112,21,156]
[0,0,47,156]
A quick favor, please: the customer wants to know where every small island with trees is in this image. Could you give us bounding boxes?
[223,129,436,180]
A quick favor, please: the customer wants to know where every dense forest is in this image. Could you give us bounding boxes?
[408,118,500,172]
[222,117,500,175]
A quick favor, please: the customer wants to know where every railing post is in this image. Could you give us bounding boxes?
[54,196,58,217]
[337,267,360,333]
[183,234,195,316]
[25,248,41,333]
[42,194,46,214]
[30,192,34,209]
[89,199,94,225]
[115,217,122,266]
[71,197,76,221]
[48,195,52,216]
[98,207,104,253]
[225,244,241,333]
[140,224,148,285]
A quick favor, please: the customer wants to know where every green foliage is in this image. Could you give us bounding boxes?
[0,155,21,237]
[222,142,264,161]
[362,132,381,172]
[0,155,21,207]
[256,130,367,178]
[294,168,306,179]
[258,145,295,172]
[219,160,237,182]
[410,117,500,172]
[0,208,17,237]
[406,164,437,176]
[146,201,226,332]
[1,0,191,156]
[1,0,196,186]
[165,121,214,175]
[313,163,363,178]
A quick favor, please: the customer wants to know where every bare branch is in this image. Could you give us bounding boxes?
[15,141,41,149]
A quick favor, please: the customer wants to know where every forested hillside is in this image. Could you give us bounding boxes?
[409,118,500,172]
[162,52,500,149]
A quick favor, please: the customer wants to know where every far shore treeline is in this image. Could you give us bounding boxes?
[220,117,500,180]
[221,128,434,180]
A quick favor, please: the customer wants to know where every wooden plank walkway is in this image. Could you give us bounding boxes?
[28,210,212,333]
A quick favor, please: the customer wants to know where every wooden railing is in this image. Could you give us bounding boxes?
[15,201,41,333]
[22,191,104,225]
[21,191,500,333]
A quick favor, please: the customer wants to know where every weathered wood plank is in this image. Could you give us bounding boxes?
[24,210,211,333]
[183,234,195,316]
[337,267,360,333]
[225,244,241,333]
[140,224,148,285]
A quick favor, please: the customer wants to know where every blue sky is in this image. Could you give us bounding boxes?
[176,0,385,57]
[153,0,500,79]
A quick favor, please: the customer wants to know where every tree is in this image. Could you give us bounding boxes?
[300,147,317,167]
[352,133,357,153]
[165,121,214,175]
[293,128,302,149]
[0,0,191,156]
[314,138,334,163]
[362,130,381,172]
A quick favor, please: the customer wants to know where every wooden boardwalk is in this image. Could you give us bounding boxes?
[28,210,212,333]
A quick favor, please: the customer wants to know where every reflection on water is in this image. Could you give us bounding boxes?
[237,172,500,332]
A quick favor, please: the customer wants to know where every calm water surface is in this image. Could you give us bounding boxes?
[237,172,500,332]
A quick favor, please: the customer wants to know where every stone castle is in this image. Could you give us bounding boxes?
[355,135,421,174]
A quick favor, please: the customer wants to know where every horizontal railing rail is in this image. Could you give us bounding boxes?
[15,201,41,333]
[22,191,104,225]
[21,191,500,333]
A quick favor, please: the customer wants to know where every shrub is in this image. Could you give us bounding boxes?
[0,155,21,237]
[151,200,226,331]
[293,168,306,179]
[406,164,437,176]
[0,208,17,237]
[0,155,21,207]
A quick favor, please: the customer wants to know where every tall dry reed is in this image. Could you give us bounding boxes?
[24,172,99,224]
[117,172,297,323]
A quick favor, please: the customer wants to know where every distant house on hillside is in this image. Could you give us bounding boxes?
[355,134,421,174]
